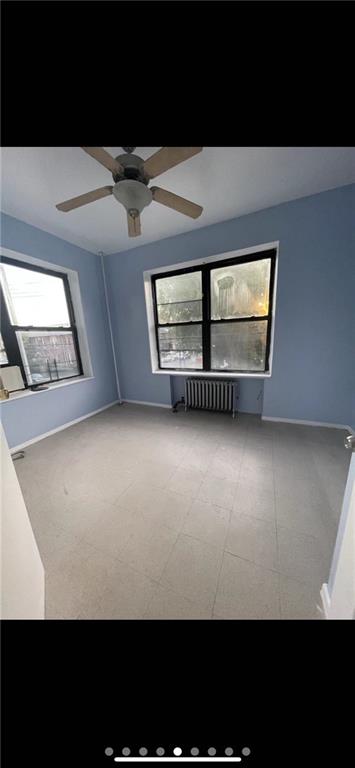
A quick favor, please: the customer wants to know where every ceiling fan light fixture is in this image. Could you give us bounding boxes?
[112,179,152,215]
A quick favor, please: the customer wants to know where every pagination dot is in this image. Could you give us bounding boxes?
[139,748,148,756]
[174,747,182,756]
[122,748,131,756]
[242,747,251,756]
[208,748,216,756]
[156,748,165,756]
[105,747,114,756]
[225,747,234,756]
[191,748,199,756]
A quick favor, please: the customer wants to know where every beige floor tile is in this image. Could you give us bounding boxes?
[167,466,204,498]
[197,475,237,510]
[279,575,323,619]
[63,462,136,505]
[226,513,278,570]
[277,526,329,585]
[118,522,178,580]
[120,483,191,531]
[31,520,81,569]
[205,446,242,481]
[20,478,75,528]
[242,447,274,473]
[55,495,117,540]
[131,458,178,489]
[238,465,275,494]
[118,481,159,514]
[47,545,158,619]
[182,499,230,549]
[275,491,333,540]
[151,489,192,531]
[233,484,276,522]
[160,534,223,611]
[102,448,142,474]
[144,584,211,619]
[245,433,274,449]
[81,505,138,559]
[144,438,187,465]
[44,538,102,574]
[77,564,157,619]
[45,541,104,617]
[181,441,218,472]
[214,552,280,619]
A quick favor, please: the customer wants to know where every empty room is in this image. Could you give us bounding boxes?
[1,146,354,621]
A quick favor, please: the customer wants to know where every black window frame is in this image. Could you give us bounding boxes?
[151,248,277,375]
[0,256,83,389]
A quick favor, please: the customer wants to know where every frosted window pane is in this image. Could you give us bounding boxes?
[211,259,271,319]
[156,272,202,324]
[158,325,203,369]
[211,321,267,371]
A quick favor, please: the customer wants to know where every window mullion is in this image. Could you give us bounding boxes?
[202,266,211,371]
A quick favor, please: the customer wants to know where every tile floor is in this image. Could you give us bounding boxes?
[14,403,351,619]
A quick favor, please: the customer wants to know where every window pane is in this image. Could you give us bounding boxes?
[211,259,271,319]
[0,263,70,327]
[211,321,267,371]
[158,325,203,369]
[0,333,8,364]
[16,331,80,384]
[156,271,202,324]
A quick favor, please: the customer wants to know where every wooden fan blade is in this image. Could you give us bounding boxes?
[56,186,113,212]
[151,187,203,219]
[81,147,123,175]
[127,212,141,237]
[144,147,202,179]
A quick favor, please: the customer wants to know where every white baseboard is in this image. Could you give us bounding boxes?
[10,400,120,453]
[262,416,353,433]
[123,399,171,409]
[320,583,331,619]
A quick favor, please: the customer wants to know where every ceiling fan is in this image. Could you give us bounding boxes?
[56,147,203,237]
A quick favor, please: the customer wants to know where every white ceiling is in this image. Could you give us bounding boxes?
[1,147,355,255]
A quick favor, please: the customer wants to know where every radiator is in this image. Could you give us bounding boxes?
[184,379,238,418]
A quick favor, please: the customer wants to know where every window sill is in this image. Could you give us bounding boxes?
[152,369,271,379]
[0,375,95,403]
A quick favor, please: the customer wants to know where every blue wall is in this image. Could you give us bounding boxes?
[0,213,118,448]
[104,184,355,426]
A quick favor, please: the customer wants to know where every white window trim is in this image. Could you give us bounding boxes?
[0,246,94,384]
[0,374,95,403]
[143,240,279,380]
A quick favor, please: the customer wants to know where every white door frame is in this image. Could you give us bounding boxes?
[321,444,355,620]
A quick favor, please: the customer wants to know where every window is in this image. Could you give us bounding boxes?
[0,257,83,388]
[151,249,276,374]
[0,333,8,365]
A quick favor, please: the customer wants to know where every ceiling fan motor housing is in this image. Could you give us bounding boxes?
[112,153,149,185]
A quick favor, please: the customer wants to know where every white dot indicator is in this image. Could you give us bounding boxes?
[174,747,182,757]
